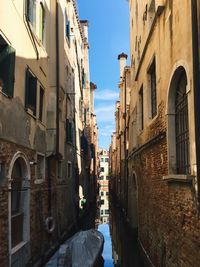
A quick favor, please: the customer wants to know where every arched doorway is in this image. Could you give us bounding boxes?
[8,152,30,267]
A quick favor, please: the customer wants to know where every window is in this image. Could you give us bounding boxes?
[175,72,190,174]
[11,160,23,248]
[106,192,109,196]
[66,119,73,143]
[139,86,144,131]
[57,160,63,179]
[100,199,104,205]
[36,154,45,180]
[99,176,104,180]
[101,158,104,162]
[105,210,109,215]
[0,36,16,98]
[39,86,44,121]
[148,58,157,118]
[100,210,104,215]
[39,3,45,44]
[0,162,6,186]
[26,0,36,30]
[167,66,190,176]
[25,68,37,116]
[101,191,104,196]
[100,167,104,172]
[106,176,109,180]
[65,11,70,44]
[105,158,109,162]
[67,161,72,178]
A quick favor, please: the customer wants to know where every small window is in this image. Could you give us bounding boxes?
[105,210,109,215]
[148,58,157,118]
[39,86,44,121]
[39,3,45,44]
[105,158,109,162]
[0,37,16,98]
[66,119,73,143]
[25,68,37,116]
[106,176,109,180]
[100,199,104,205]
[65,11,70,44]
[57,160,63,179]
[100,210,104,215]
[67,161,72,178]
[139,86,144,131]
[101,158,104,162]
[100,167,104,172]
[99,176,104,180]
[101,191,104,196]
[106,192,109,196]
[0,162,6,186]
[26,0,36,30]
[36,154,45,180]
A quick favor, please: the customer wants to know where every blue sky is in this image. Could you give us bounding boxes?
[78,0,130,149]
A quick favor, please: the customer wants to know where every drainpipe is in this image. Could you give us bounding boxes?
[191,0,200,205]
[124,69,129,216]
[56,1,60,156]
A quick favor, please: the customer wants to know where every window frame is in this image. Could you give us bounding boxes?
[25,67,37,117]
[39,2,45,44]
[0,37,16,98]
[139,85,144,131]
[148,57,157,119]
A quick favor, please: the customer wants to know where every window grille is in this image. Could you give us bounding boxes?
[148,58,157,118]
[175,72,190,174]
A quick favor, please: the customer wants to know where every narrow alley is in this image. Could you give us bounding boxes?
[0,0,200,267]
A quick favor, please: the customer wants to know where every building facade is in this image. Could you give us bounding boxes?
[110,0,200,266]
[98,149,109,224]
[0,0,98,266]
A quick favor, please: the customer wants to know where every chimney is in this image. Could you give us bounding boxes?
[118,53,128,79]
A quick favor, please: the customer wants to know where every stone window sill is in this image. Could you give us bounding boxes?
[163,174,195,183]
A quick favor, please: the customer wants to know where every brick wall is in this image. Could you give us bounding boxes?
[128,106,200,267]
[0,139,77,266]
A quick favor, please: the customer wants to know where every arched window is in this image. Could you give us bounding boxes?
[39,3,45,43]
[167,66,190,175]
[175,72,190,174]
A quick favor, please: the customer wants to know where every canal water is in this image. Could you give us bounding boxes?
[45,201,144,267]
[97,200,145,267]
[98,224,114,267]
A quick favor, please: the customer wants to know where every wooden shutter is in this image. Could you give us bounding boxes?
[0,45,16,97]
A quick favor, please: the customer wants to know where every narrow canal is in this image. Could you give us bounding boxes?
[45,198,145,267]
[97,199,145,267]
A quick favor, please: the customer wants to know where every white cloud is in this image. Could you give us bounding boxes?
[95,89,119,101]
[95,105,114,114]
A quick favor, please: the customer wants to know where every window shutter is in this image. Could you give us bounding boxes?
[25,68,30,109]
[7,46,16,98]
[25,68,37,115]
[0,46,16,98]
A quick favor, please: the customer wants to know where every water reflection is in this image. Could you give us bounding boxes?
[97,199,144,267]
[98,224,114,267]
[109,200,144,267]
